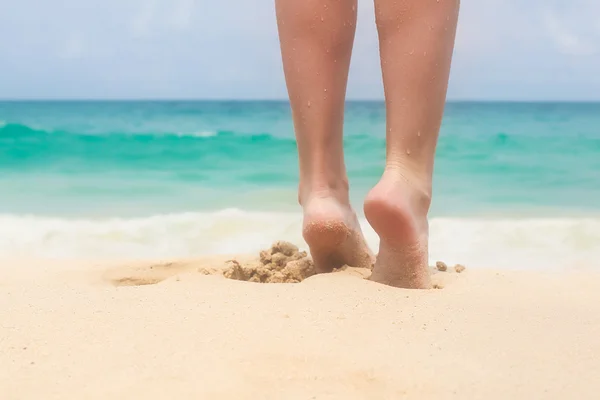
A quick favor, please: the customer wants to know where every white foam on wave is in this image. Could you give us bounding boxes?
[172,130,217,138]
[1,210,599,270]
[189,130,217,138]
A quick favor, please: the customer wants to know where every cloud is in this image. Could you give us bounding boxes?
[543,9,597,56]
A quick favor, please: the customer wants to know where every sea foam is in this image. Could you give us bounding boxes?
[1,210,598,271]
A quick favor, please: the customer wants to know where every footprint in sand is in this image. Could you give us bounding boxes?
[103,260,210,287]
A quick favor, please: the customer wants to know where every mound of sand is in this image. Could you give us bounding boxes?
[223,241,316,283]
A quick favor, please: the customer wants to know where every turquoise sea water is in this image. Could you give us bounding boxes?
[2,100,600,216]
[1,101,599,265]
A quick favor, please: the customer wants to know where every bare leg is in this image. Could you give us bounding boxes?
[275,0,374,272]
[364,0,460,288]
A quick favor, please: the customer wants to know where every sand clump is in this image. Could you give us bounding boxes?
[435,261,466,274]
[223,241,316,283]
[455,264,466,273]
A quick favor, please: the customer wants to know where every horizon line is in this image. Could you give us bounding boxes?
[1,98,599,103]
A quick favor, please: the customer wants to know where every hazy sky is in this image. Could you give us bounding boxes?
[1,0,599,100]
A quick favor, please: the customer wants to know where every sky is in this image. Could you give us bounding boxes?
[0,0,599,101]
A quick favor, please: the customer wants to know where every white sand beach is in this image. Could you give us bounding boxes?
[2,243,600,399]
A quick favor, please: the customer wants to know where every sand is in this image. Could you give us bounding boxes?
[2,242,600,399]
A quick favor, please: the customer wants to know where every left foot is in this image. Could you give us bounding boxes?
[302,194,374,273]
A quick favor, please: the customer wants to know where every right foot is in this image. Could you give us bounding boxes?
[302,195,374,273]
[364,174,432,289]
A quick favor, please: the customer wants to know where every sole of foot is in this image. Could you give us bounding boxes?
[364,177,432,289]
[302,196,374,273]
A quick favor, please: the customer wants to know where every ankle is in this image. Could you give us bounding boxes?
[298,177,350,207]
[371,167,432,217]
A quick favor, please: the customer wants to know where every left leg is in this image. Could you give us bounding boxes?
[275,0,374,272]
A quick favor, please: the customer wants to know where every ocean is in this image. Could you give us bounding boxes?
[1,100,599,269]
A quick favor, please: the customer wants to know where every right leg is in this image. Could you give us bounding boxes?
[365,0,460,288]
[275,0,374,272]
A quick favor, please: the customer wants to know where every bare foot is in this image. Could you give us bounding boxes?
[302,195,374,273]
[364,174,432,289]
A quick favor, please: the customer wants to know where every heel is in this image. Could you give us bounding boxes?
[302,221,349,250]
